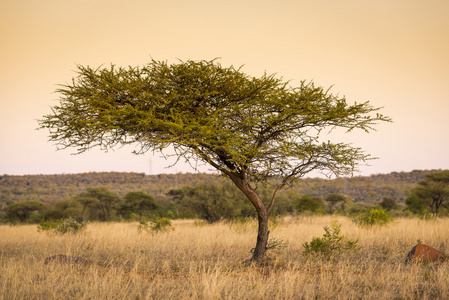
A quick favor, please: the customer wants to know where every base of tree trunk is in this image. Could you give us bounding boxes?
[251,215,270,264]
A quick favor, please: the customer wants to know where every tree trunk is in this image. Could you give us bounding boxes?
[228,173,270,264]
[434,198,442,216]
[252,208,269,264]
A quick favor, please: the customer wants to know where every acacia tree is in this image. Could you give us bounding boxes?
[76,187,121,221]
[325,193,347,214]
[39,59,390,263]
[120,191,158,219]
[407,170,449,216]
[294,195,326,214]
[6,201,45,223]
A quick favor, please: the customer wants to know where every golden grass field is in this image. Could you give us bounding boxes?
[1,216,449,299]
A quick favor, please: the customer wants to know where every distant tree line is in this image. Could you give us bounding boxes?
[0,170,440,207]
[1,170,448,224]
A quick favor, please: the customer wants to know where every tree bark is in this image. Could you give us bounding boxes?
[229,173,270,264]
[252,207,269,264]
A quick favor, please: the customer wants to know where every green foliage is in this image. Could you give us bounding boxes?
[39,59,390,182]
[172,181,255,223]
[267,191,295,216]
[6,201,46,223]
[250,237,289,259]
[348,203,372,216]
[380,196,399,211]
[325,193,347,214]
[45,198,83,220]
[405,193,431,215]
[120,191,158,220]
[419,211,437,221]
[294,195,326,214]
[38,217,86,234]
[266,237,289,255]
[193,219,206,227]
[303,222,358,258]
[164,210,175,219]
[75,187,122,221]
[406,170,449,216]
[353,208,391,226]
[138,217,174,233]
[37,58,390,216]
[55,218,86,234]
[37,219,61,232]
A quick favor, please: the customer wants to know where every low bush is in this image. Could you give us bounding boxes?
[193,219,206,227]
[138,217,174,233]
[38,218,86,234]
[353,208,391,226]
[266,237,289,255]
[303,221,358,258]
[37,219,60,232]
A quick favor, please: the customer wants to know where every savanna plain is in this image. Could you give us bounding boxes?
[1,216,449,299]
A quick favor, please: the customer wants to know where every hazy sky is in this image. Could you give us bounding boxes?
[1,0,448,177]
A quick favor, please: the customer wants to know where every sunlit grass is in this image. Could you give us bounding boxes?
[1,216,449,299]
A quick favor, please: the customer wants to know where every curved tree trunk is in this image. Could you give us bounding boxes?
[229,173,270,264]
[252,208,269,264]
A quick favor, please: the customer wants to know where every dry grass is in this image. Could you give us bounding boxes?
[1,216,449,299]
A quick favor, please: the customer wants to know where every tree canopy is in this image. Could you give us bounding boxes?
[6,201,45,223]
[120,191,158,219]
[325,193,347,214]
[406,170,449,216]
[39,59,391,263]
[294,195,326,214]
[75,187,121,221]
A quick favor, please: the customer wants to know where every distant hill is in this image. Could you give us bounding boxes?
[0,172,218,205]
[0,170,444,205]
[293,170,438,204]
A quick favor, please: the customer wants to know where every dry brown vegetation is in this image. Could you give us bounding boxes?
[1,216,449,299]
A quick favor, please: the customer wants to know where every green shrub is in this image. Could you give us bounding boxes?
[250,237,289,263]
[353,208,391,226]
[172,182,255,223]
[303,222,358,258]
[419,210,437,221]
[294,195,327,214]
[38,218,86,234]
[164,210,176,219]
[56,218,86,234]
[266,237,289,255]
[37,219,61,232]
[193,219,206,227]
[138,217,174,233]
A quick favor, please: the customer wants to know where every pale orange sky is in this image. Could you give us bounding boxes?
[1,0,448,176]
